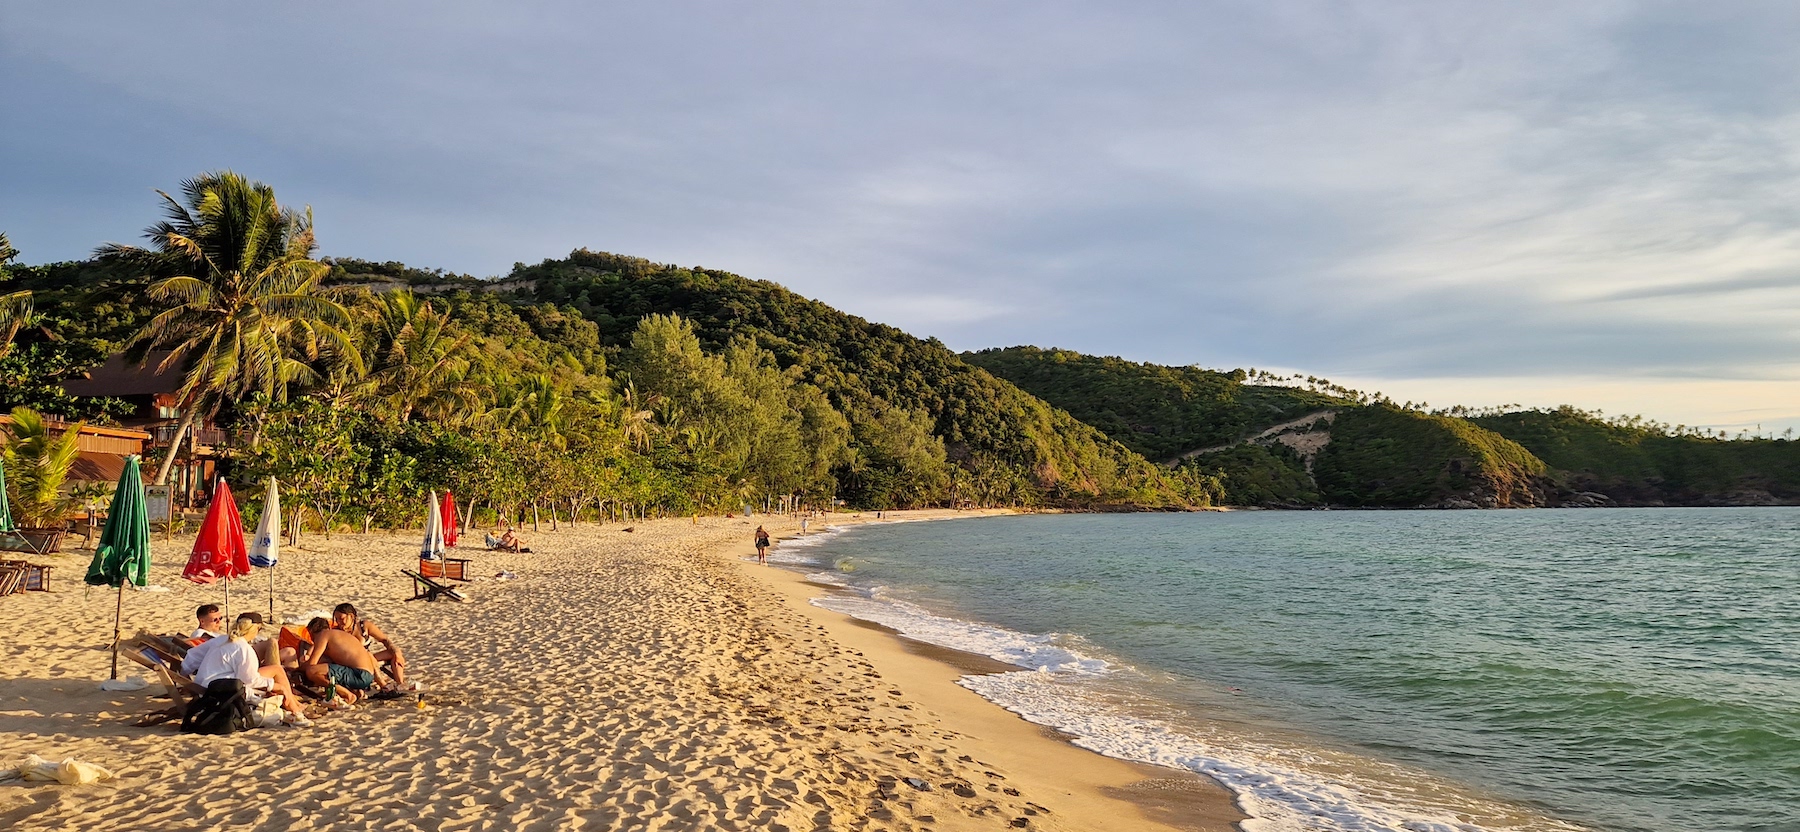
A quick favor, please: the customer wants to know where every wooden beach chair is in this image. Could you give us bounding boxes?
[0,564,24,596]
[121,634,206,726]
[418,555,472,582]
[1,560,53,592]
[403,569,467,602]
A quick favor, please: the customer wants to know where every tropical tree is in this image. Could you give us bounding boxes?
[2,406,84,528]
[0,232,30,356]
[364,290,481,422]
[102,172,357,484]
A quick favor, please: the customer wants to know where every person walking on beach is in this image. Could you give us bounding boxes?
[754,526,771,564]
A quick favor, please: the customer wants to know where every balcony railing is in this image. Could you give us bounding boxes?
[148,424,229,449]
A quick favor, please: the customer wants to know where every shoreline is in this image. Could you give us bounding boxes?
[733,511,1245,832]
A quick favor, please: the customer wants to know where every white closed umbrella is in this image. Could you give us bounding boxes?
[248,477,282,620]
[421,491,446,562]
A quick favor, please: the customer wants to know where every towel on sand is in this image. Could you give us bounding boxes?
[1,754,117,785]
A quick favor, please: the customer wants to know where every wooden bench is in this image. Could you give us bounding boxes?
[417,555,472,582]
[403,569,467,602]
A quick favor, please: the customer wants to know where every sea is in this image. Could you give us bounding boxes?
[766,509,1800,832]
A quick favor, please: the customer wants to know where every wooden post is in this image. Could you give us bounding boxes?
[110,582,124,680]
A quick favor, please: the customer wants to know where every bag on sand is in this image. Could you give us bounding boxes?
[181,679,256,735]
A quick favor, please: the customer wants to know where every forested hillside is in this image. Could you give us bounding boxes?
[499,250,1207,508]
[963,346,1347,460]
[1473,408,1800,505]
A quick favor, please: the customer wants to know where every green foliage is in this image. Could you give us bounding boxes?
[1313,406,1549,507]
[1472,407,1800,504]
[2,406,85,527]
[965,346,1349,460]
[0,313,133,422]
[520,250,1196,508]
[1181,443,1321,506]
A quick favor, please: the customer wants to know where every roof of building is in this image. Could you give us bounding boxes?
[62,351,187,397]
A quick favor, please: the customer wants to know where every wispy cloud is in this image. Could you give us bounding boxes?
[5,2,1800,428]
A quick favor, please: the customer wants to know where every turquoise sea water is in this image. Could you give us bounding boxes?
[775,510,1800,832]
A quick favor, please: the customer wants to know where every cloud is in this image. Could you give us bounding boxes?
[6,1,1800,429]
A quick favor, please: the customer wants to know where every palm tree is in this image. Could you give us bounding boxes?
[2,407,84,528]
[614,381,660,452]
[0,232,30,356]
[102,172,358,485]
[365,290,481,422]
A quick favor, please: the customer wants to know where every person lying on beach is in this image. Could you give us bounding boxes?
[332,603,411,690]
[190,604,224,641]
[301,617,379,705]
[185,613,310,726]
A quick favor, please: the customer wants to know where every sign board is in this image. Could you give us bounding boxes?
[145,485,172,523]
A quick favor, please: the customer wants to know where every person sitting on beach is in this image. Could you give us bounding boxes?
[332,603,411,691]
[498,522,529,553]
[301,617,379,705]
[190,604,225,641]
[185,613,311,726]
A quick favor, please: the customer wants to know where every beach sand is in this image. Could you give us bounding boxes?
[0,510,1244,831]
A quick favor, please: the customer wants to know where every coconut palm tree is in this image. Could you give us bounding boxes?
[102,172,358,484]
[0,232,30,356]
[364,290,482,422]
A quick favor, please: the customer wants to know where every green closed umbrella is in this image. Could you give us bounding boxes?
[85,456,150,679]
[0,458,15,533]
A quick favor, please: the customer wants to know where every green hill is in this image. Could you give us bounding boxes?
[1314,406,1550,508]
[1472,408,1800,506]
[502,251,1205,509]
[962,346,1348,460]
[968,346,1556,508]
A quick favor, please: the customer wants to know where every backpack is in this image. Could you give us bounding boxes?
[181,679,256,735]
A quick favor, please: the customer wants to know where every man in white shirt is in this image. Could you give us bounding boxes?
[189,604,225,640]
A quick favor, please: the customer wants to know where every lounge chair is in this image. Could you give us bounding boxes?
[403,569,467,602]
[122,634,207,726]
[0,564,23,596]
[418,554,472,582]
[0,560,52,592]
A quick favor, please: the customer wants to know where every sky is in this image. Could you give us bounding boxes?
[5,1,1800,434]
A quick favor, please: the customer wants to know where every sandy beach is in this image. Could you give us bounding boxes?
[0,510,1243,831]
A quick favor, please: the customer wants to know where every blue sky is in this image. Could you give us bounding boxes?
[6,2,1800,433]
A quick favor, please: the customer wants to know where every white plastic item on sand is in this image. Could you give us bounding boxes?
[98,676,149,692]
[1,754,118,785]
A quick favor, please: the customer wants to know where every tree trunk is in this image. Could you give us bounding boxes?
[153,410,198,486]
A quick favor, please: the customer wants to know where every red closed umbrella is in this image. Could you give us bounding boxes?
[183,480,251,618]
[441,491,461,548]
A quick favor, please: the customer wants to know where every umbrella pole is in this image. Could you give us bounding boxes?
[268,564,275,622]
[110,581,124,680]
[224,578,230,623]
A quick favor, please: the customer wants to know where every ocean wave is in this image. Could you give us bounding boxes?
[809,591,1109,674]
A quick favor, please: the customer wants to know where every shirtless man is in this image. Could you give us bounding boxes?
[301,617,379,704]
[332,603,409,690]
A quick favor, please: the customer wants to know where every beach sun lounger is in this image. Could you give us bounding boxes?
[122,634,207,726]
[418,555,472,582]
[0,560,53,592]
[403,569,467,602]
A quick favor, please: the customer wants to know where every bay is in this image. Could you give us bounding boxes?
[779,509,1800,832]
